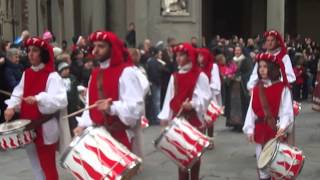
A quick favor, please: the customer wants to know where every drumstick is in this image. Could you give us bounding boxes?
[176,98,190,117]
[0,89,23,99]
[63,104,98,119]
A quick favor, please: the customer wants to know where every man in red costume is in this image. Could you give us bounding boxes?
[158,43,211,180]
[5,37,68,180]
[74,31,144,150]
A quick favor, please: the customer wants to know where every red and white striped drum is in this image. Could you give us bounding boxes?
[154,117,211,170]
[204,100,224,126]
[0,119,36,150]
[258,139,305,180]
[60,126,142,180]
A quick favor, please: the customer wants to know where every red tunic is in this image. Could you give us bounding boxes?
[252,82,285,144]
[88,64,132,149]
[170,68,202,129]
[20,69,51,145]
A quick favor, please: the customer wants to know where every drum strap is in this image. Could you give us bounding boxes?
[258,81,276,130]
[97,69,105,100]
[26,111,59,130]
[96,68,130,131]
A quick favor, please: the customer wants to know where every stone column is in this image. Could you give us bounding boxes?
[64,0,74,44]
[267,0,285,34]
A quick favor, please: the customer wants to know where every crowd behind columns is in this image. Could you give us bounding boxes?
[0,26,319,131]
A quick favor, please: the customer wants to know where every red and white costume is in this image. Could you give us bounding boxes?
[198,48,221,106]
[77,31,144,150]
[5,37,68,180]
[247,30,296,90]
[243,53,294,179]
[158,43,211,180]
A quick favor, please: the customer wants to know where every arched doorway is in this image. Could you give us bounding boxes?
[202,0,267,46]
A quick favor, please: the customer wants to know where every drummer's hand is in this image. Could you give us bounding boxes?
[96,98,112,113]
[276,128,285,138]
[182,101,193,111]
[247,134,254,143]
[4,108,15,122]
[73,126,85,136]
[24,96,37,105]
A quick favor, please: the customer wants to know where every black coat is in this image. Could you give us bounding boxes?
[4,60,23,91]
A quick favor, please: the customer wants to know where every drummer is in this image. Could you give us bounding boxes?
[243,53,294,180]
[4,37,68,180]
[158,43,211,180]
[73,31,144,151]
[197,48,221,149]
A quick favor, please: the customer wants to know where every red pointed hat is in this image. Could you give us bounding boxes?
[255,53,288,86]
[197,48,214,65]
[173,42,198,69]
[264,30,287,58]
[24,37,54,72]
[89,31,131,66]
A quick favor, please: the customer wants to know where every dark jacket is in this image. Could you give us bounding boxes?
[4,60,23,91]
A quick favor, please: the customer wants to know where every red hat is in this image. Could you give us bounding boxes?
[255,53,288,86]
[24,37,54,72]
[197,48,214,65]
[264,30,287,59]
[89,31,131,66]
[173,42,198,70]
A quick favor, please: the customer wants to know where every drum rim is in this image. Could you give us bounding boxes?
[59,126,95,168]
[258,139,280,169]
[0,119,31,135]
[153,118,183,147]
[154,117,211,170]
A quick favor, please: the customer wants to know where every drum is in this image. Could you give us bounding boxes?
[154,117,211,170]
[60,126,142,180]
[293,100,301,116]
[0,119,36,151]
[258,139,305,179]
[204,100,224,126]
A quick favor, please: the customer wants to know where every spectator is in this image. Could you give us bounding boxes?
[57,62,81,136]
[125,22,136,48]
[70,49,85,83]
[4,48,23,91]
[146,47,166,124]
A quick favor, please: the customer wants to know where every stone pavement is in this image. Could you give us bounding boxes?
[0,102,319,180]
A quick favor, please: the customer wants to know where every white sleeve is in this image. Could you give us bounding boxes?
[5,72,25,110]
[282,55,296,83]
[247,63,258,90]
[243,95,257,135]
[136,68,150,97]
[210,64,221,95]
[191,73,211,121]
[278,87,294,129]
[77,77,93,127]
[35,72,68,114]
[109,67,144,127]
[158,75,174,121]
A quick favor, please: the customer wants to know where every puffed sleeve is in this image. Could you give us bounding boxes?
[282,55,296,83]
[158,75,174,121]
[247,63,258,90]
[35,72,68,114]
[210,64,221,95]
[278,87,294,129]
[191,72,211,121]
[109,67,144,127]
[243,95,257,135]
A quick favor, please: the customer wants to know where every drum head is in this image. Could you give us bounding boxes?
[0,119,31,133]
[257,139,278,169]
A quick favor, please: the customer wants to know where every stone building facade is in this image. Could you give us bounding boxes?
[1,0,320,46]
